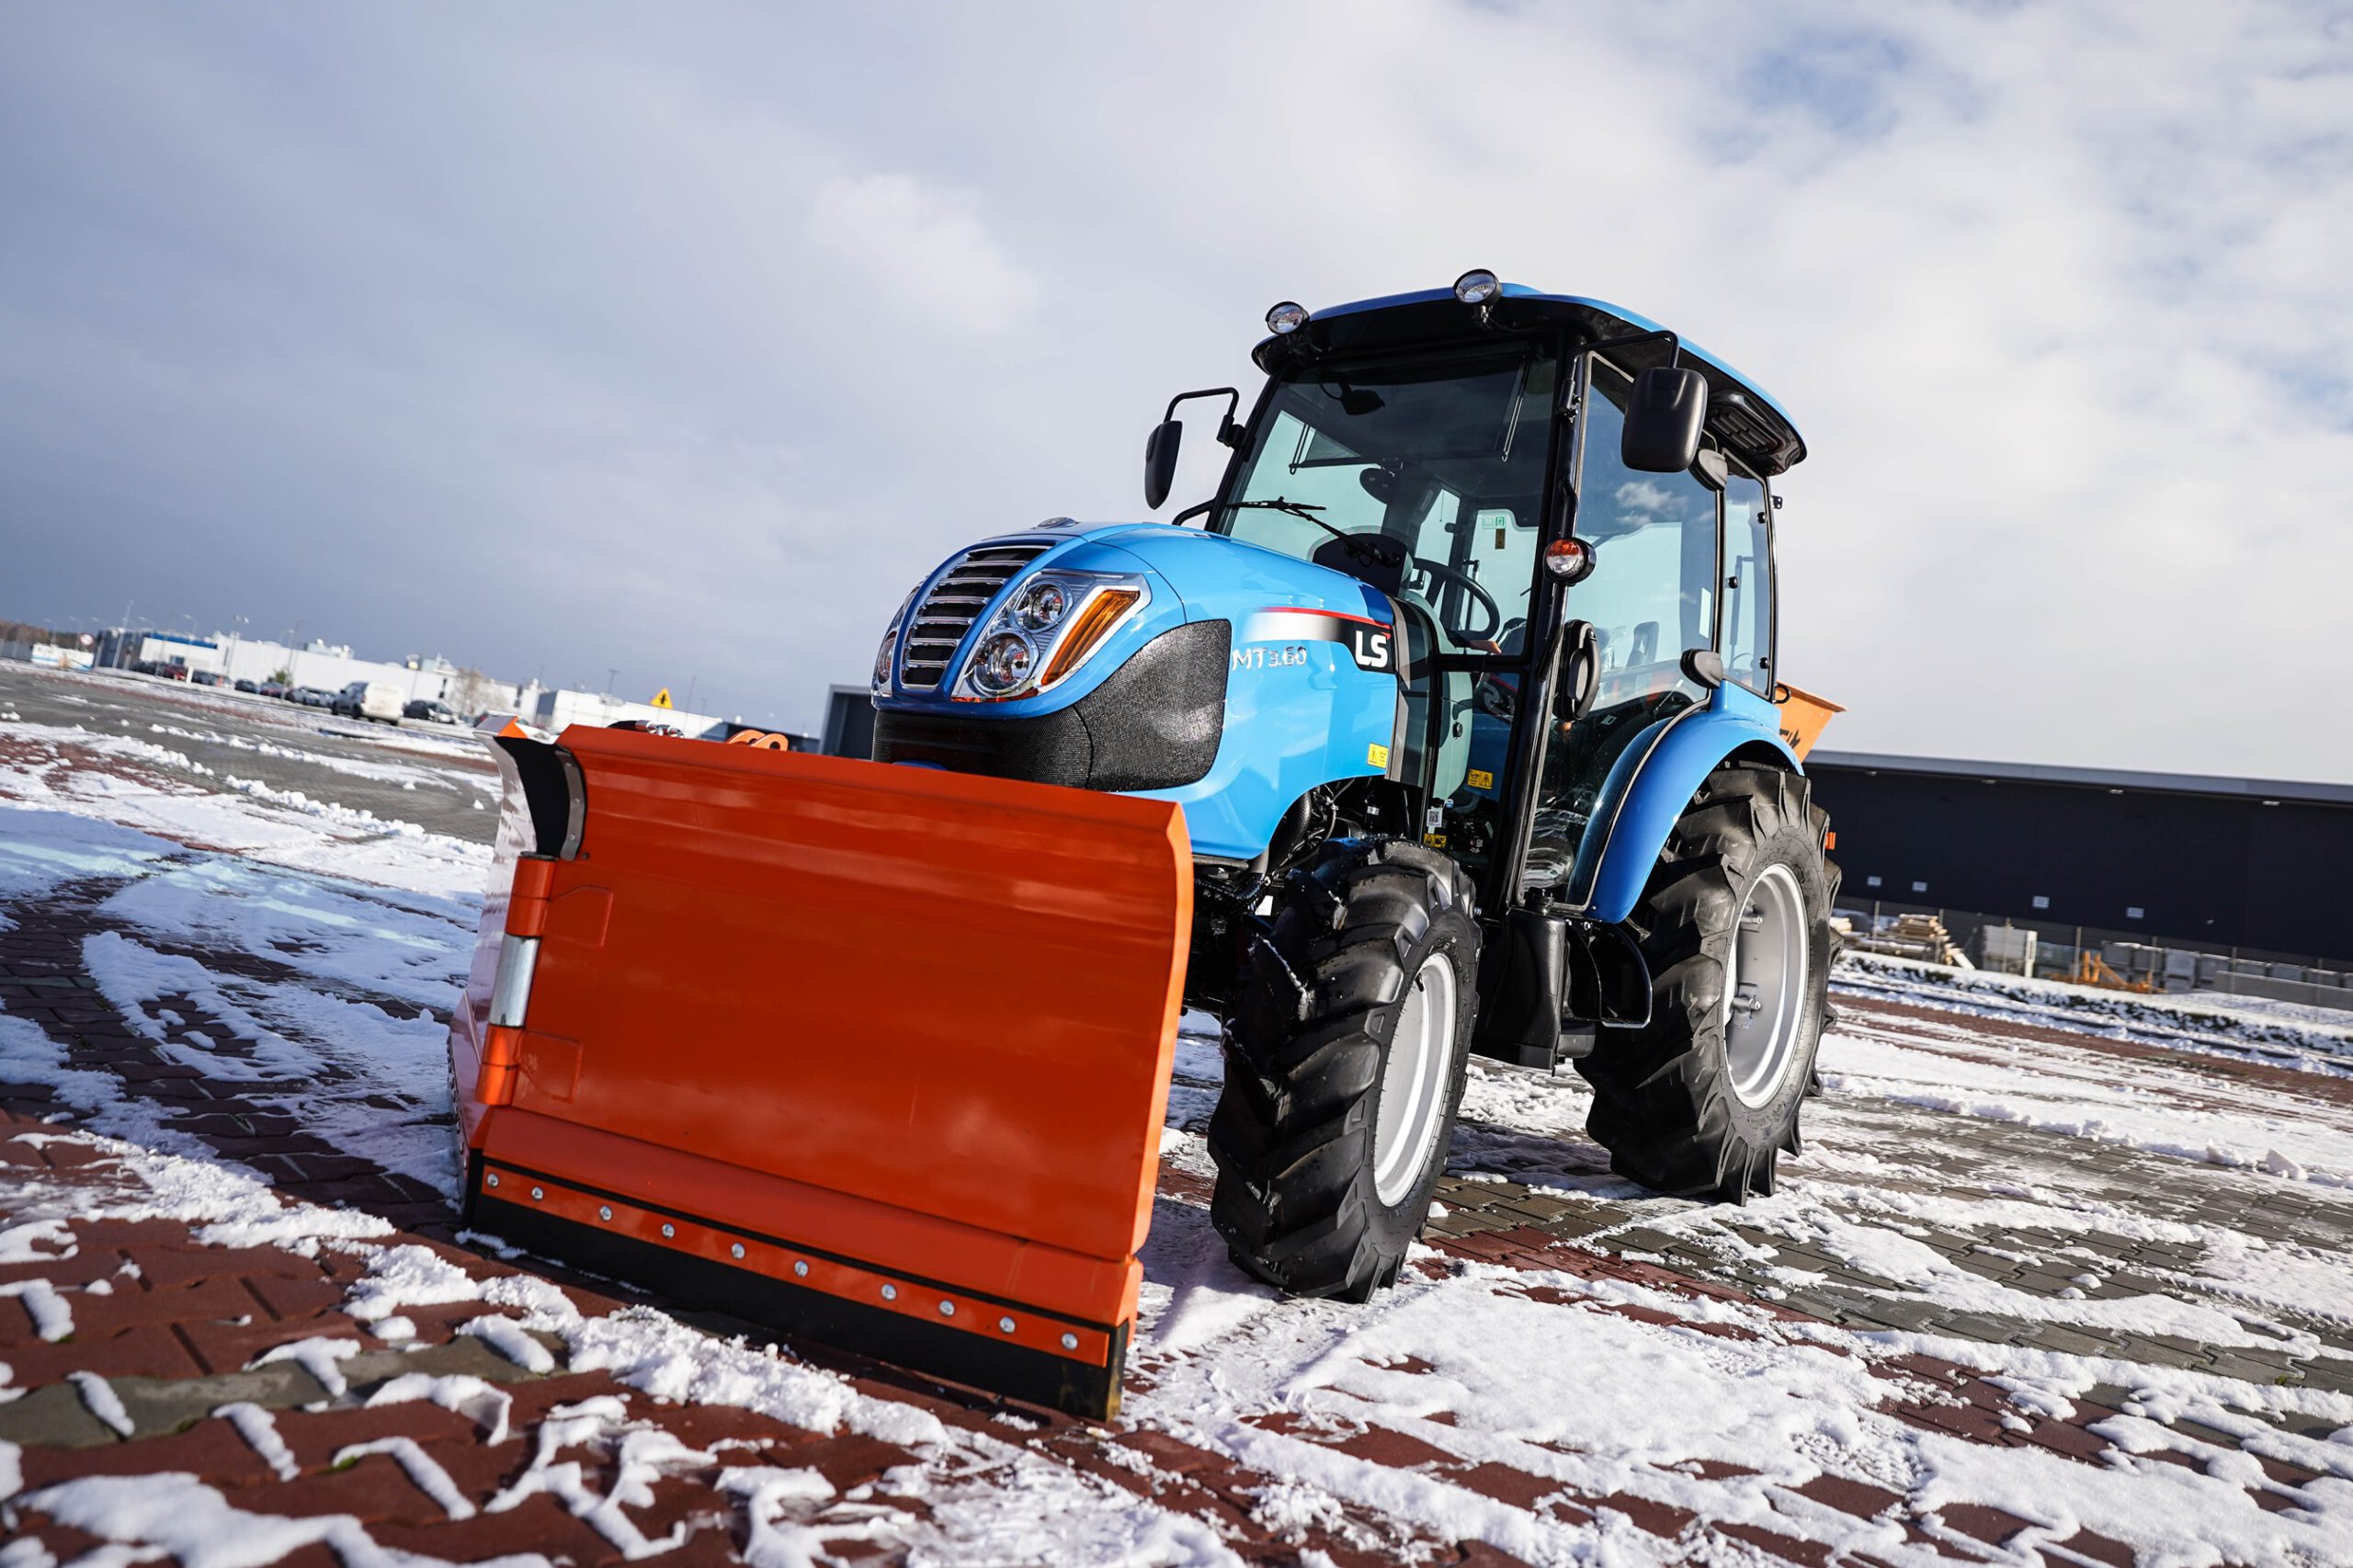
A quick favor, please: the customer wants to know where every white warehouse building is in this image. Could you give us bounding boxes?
[103,629,540,716]
[97,626,743,739]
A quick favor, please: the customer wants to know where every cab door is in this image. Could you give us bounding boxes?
[1521,354,1723,900]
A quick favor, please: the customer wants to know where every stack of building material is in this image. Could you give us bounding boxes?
[1975,923,2039,976]
[1849,914,1974,969]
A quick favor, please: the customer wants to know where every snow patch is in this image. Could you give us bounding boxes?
[461,1312,557,1374]
[334,1436,477,1519]
[20,1471,553,1567]
[0,1278,73,1342]
[249,1336,363,1398]
[366,1372,515,1445]
[67,1371,133,1438]
[214,1401,301,1481]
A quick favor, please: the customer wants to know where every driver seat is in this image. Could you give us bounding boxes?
[1310,535,1406,598]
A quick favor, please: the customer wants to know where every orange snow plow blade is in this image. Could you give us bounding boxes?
[449,725,1191,1417]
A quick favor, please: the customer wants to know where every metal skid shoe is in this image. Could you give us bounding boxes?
[451,725,1192,1417]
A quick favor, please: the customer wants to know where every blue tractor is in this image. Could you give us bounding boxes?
[870,274,1839,1302]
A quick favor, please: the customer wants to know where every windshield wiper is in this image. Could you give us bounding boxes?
[1218,498,1405,568]
[1231,496,1325,523]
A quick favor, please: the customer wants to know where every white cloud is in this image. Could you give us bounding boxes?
[807,173,1035,334]
[0,1,2347,775]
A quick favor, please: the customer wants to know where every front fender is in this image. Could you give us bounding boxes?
[1567,681,1799,925]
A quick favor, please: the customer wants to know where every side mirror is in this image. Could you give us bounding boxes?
[1621,365,1709,473]
[1679,647,1725,689]
[1553,619,1599,724]
[1143,419,1182,510]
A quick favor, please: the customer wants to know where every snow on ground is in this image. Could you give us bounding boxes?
[1839,952,2353,1066]
[1814,1011,2353,1188]
[0,715,487,899]
[142,718,500,794]
[0,710,481,1194]
[4,695,2352,1562]
[1134,1010,2353,1562]
[0,1118,1246,1564]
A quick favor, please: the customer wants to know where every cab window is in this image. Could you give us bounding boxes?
[1722,469,1774,695]
[1219,348,1555,655]
[1565,361,1718,674]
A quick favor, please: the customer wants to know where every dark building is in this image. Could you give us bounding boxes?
[823,685,877,759]
[1806,751,2353,966]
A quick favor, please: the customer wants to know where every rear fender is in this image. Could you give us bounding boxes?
[1566,681,1798,925]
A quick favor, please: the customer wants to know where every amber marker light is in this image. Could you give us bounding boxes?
[1040,587,1144,687]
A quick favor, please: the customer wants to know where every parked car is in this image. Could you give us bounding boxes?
[333,681,404,723]
[403,699,459,724]
[233,678,259,693]
[257,682,289,700]
[190,670,224,687]
[158,664,190,682]
[290,687,330,707]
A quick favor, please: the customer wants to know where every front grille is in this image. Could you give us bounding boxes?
[898,541,1051,689]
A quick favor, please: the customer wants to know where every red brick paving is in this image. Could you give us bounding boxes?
[2,855,2340,1563]
[10,1048,2329,1568]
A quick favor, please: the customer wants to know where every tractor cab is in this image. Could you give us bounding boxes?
[1154,276,1805,917]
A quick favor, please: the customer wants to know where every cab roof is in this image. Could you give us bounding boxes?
[1253,284,1807,475]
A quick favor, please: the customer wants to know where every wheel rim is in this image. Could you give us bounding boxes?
[1373,949,1457,1207]
[1723,862,1810,1107]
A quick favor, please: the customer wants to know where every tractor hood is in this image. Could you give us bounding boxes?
[872,520,1394,718]
[871,520,1408,861]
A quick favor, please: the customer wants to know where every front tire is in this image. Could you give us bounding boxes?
[1578,763,1836,1201]
[1209,840,1480,1301]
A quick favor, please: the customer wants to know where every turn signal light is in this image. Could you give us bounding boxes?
[1544,537,1597,584]
[1040,588,1142,687]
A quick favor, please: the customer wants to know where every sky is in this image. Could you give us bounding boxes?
[3,2,2349,777]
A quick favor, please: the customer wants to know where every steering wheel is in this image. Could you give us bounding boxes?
[1410,555,1503,643]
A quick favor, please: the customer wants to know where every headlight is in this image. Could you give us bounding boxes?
[971,632,1036,694]
[950,571,1150,702]
[1011,580,1068,631]
[870,590,915,693]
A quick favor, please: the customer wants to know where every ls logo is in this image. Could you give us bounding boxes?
[1347,626,1393,674]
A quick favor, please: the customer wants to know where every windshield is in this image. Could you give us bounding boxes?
[1212,347,1557,655]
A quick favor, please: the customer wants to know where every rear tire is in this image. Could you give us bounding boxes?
[1577,762,1836,1201]
[1209,839,1480,1301]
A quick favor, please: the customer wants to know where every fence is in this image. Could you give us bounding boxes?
[1834,897,2353,1015]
